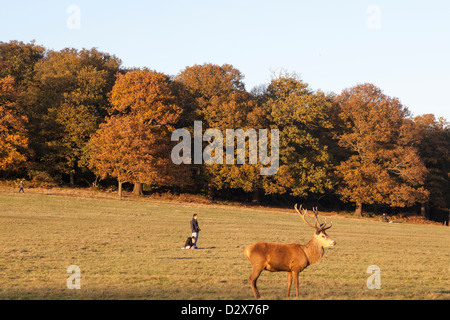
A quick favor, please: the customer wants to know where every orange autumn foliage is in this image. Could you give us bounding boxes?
[109,70,181,130]
[333,83,429,214]
[87,70,191,194]
[0,75,28,172]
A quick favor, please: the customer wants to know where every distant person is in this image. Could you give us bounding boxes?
[380,213,389,223]
[18,180,24,193]
[184,236,196,249]
[190,214,201,248]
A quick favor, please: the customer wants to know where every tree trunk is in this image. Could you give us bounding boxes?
[207,183,214,200]
[420,203,427,219]
[133,182,143,196]
[118,181,123,198]
[355,201,362,217]
[69,172,75,186]
[252,188,260,204]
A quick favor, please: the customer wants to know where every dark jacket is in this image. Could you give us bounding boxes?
[190,218,200,233]
[185,237,194,248]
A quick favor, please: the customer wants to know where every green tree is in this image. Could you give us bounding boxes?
[261,72,335,199]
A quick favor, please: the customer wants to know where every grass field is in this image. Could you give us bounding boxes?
[0,187,449,300]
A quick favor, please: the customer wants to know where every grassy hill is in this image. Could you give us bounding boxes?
[0,188,448,299]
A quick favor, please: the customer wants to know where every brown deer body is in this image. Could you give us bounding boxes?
[245,205,336,299]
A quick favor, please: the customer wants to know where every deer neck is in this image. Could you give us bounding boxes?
[303,236,324,265]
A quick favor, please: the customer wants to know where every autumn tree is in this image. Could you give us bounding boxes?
[26,48,121,184]
[0,41,44,175]
[0,76,28,173]
[175,63,248,126]
[333,83,429,216]
[86,114,187,197]
[175,63,267,201]
[0,40,46,86]
[414,114,450,214]
[88,69,189,196]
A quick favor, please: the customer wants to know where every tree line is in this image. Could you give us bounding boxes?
[1,40,449,217]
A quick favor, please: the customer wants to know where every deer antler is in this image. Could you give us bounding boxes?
[310,207,333,231]
[322,221,333,231]
[308,207,322,228]
[294,204,317,229]
[295,205,333,231]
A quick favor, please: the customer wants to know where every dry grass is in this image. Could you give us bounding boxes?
[0,187,449,300]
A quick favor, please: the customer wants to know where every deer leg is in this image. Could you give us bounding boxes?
[293,271,300,298]
[286,272,293,297]
[248,266,263,299]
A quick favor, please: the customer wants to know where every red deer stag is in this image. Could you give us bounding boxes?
[244,204,336,299]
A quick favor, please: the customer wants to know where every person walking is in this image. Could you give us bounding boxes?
[18,180,24,193]
[190,214,201,248]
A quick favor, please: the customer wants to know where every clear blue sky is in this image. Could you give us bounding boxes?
[1,0,449,120]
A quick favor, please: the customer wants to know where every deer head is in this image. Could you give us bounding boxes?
[294,204,336,248]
